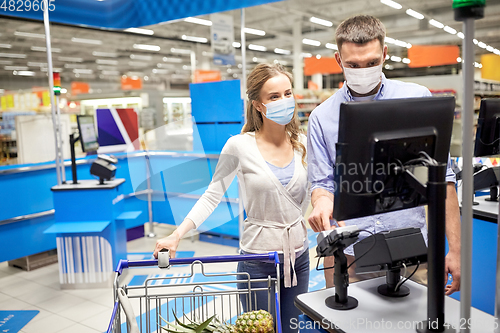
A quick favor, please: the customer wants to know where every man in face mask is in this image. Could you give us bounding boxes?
[307,15,461,295]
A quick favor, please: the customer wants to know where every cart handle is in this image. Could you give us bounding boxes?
[114,252,280,275]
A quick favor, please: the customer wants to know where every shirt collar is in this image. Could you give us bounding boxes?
[341,72,387,101]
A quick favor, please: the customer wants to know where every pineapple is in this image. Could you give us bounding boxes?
[234,310,274,333]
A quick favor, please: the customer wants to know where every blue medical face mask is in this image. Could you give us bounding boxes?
[262,97,295,125]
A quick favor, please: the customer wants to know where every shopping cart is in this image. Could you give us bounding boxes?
[106,252,282,333]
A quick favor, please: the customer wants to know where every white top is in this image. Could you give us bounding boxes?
[186,131,309,287]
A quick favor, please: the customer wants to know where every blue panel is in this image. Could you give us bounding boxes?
[2,0,283,29]
[96,108,126,147]
[44,221,111,234]
[216,123,243,151]
[116,211,142,220]
[190,80,244,123]
[195,124,218,151]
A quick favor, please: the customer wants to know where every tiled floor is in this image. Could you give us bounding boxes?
[1,223,321,333]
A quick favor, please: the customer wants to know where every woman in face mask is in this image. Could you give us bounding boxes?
[154,63,310,333]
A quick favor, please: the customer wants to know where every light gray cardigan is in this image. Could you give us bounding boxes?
[186,131,309,287]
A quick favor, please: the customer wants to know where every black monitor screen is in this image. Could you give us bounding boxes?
[77,115,99,153]
[474,98,500,157]
[333,96,455,221]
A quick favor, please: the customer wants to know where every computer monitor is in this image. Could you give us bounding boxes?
[474,98,500,157]
[333,96,455,221]
[77,115,99,153]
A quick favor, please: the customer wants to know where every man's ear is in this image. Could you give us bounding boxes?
[382,45,388,63]
[335,51,342,68]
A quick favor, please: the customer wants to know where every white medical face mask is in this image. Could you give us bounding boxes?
[342,63,383,95]
[262,97,295,125]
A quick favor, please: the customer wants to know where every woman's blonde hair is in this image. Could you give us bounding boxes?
[241,63,306,166]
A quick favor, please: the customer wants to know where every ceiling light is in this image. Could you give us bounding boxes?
[58,56,83,62]
[486,45,494,52]
[64,63,87,69]
[390,56,401,62]
[181,35,208,43]
[129,61,148,67]
[31,46,61,53]
[0,60,13,65]
[380,0,402,10]
[14,31,45,38]
[233,42,241,48]
[394,40,408,47]
[443,26,457,35]
[243,28,266,36]
[473,39,478,45]
[301,52,313,58]
[402,58,411,64]
[13,70,35,76]
[73,69,93,74]
[96,59,118,65]
[309,17,333,27]
[406,43,412,49]
[325,43,338,50]
[0,44,11,49]
[71,37,103,45]
[302,38,321,46]
[61,88,67,94]
[457,32,465,39]
[429,19,444,29]
[182,65,192,70]
[184,17,212,26]
[170,48,191,54]
[386,54,390,60]
[40,67,62,72]
[406,9,424,20]
[157,63,175,68]
[494,49,500,55]
[202,51,214,57]
[92,51,117,57]
[0,53,26,58]
[133,44,161,52]
[274,48,291,55]
[384,64,394,70]
[163,57,183,63]
[28,62,47,67]
[152,68,169,74]
[478,41,487,49]
[5,66,29,70]
[248,44,267,52]
[130,54,152,61]
[125,28,154,35]
[97,65,118,70]
[457,57,462,62]
[316,54,321,59]
[101,70,120,75]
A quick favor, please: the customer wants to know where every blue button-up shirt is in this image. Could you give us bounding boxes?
[307,73,456,255]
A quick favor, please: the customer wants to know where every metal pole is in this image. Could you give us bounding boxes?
[55,95,66,183]
[145,152,156,237]
[239,8,246,240]
[43,0,61,185]
[460,17,475,333]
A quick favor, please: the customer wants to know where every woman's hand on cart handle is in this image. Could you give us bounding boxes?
[153,218,196,259]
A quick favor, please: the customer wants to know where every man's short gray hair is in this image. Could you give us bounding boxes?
[335,15,386,52]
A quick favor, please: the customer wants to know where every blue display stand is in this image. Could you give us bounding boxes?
[44,178,140,288]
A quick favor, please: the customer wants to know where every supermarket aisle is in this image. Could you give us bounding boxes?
[0,223,322,333]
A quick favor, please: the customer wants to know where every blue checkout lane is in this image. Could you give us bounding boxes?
[0,310,39,332]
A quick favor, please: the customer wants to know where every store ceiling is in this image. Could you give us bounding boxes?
[0,0,499,89]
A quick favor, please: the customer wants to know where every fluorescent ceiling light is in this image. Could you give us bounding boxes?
[92,51,117,57]
[309,17,333,27]
[13,70,35,76]
[170,48,191,54]
[478,41,487,48]
[384,64,394,70]
[58,56,83,62]
[31,46,61,53]
[184,17,212,26]
[28,62,47,67]
[125,28,154,35]
[130,54,152,61]
[0,44,11,49]
[97,65,118,70]
[182,65,192,70]
[406,9,424,20]
[71,37,103,45]
[252,57,267,63]
[157,63,176,68]
[64,63,87,69]
[494,49,500,55]
[134,44,160,51]
[325,43,338,50]
[385,37,395,44]
[0,53,27,58]
[40,67,62,72]
[457,32,465,39]
[181,35,208,43]
[171,74,190,79]
[73,69,93,74]
[386,54,390,60]
[429,19,444,29]
[248,44,267,52]
[457,57,462,62]
[394,40,408,47]
[301,52,313,58]
[5,66,29,70]
[129,61,148,67]
[14,31,45,38]
[96,59,119,65]
[486,45,494,52]
[274,48,291,55]
[302,38,321,46]
[202,51,214,56]
[0,60,13,65]
[152,68,170,74]
[233,42,241,48]
[243,28,266,36]
[163,57,183,63]
[101,70,120,75]
[473,39,478,45]
[402,58,411,64]
[316,54,321,59]
[390,56,401,62]
[380,0,402,10]
[443,26,457,35]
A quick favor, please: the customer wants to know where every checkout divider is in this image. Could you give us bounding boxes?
[0,150,240,264]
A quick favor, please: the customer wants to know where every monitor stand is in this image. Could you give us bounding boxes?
[485,185,499,202]
[377,268,410,297]
[325,249,358,310]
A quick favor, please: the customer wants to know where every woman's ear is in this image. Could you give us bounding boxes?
[252,100,264,113]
